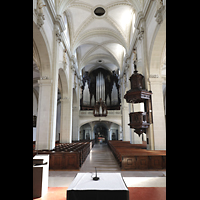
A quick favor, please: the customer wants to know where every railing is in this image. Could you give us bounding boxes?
[79,110,121,116]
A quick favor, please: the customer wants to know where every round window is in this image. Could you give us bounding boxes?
[94,7,105,16]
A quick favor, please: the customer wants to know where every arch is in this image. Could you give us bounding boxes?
[59,0,141,16]
[149,18,166,76]
[79,54,120,72]
[33,40,41,71]
[58,68,68,98]
[79,118,121,128]
[33,88,39,105]
[33,88,39,116]
[86,64,118,74]
[73,88,78,105]
[80,123,93,140]
[33,21,52,77]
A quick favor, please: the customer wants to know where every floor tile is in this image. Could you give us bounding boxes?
[33,187,166,200]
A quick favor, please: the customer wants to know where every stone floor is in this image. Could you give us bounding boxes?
[80,143,121,172]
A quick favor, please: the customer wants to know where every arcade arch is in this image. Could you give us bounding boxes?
[79,121,121,144]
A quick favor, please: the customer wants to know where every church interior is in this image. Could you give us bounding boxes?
[33,0,166,199]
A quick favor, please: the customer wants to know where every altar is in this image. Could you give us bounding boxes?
[67,173,129,200]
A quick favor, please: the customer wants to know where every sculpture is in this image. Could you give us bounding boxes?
[156,0,163,10]
[63,49,67,64]
[132,48,137,64]
[37,0,46,16]
[35,0,46,29]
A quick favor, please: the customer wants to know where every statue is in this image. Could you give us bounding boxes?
[37,0,46,16]
[132,48,137,71]
[132,48,137,64]
[156,0,163,10]
[63,49,67,64]
[35,0,46,29]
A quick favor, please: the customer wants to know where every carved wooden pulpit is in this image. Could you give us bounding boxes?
[124,65,153,136]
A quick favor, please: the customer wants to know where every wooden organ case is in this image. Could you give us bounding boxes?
[80,68,121,111]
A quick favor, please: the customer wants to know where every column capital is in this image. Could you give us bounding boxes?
[38,79,52,85]
[60,97,69,102]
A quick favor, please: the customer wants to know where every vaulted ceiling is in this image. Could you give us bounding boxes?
[58,0,144,74]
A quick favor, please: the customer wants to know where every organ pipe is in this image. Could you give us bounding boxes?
[96,72,105,101]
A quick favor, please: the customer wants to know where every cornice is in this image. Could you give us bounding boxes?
[44,0,65,33]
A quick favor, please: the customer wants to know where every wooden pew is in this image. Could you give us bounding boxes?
[108,140,166,170]
[33,140,94,170]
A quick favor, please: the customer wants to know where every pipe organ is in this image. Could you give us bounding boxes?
[80,68,121,110]
[96,71,105,102]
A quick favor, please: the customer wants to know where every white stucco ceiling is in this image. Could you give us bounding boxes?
[59,0,143,74]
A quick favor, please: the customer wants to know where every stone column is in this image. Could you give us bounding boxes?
[119,126,123,140]
[119,57,131,142]
[72,106,79,141]
[122,102,130,141]
[109,129,112,140]
[59,98,70,143]
[60,91,73,143]
[36,79,56,150]
[89,122,95,140]
[149,77,166,150]
[59,65,74,143]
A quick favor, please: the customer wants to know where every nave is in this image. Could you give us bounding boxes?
[80,143,121,172]
[34,143,166,200]
[33,0,166,199]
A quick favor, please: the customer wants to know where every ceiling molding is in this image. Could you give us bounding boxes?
[56,0,146,74]
[72,29,127,53]
[106,15,127,45]
[79,53,119,72]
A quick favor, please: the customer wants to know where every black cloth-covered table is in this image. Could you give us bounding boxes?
[67,173,129,200]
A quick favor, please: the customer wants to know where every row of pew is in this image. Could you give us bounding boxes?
[108,140,166,170]
[33,140,94,170]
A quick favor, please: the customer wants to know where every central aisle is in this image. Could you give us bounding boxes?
[80,143,121,172]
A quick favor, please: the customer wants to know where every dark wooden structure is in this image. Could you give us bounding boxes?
[108,140,166,170]
[124,66,153,136]
[129,112,150,136]
[93,98,108,117]
[80,69,121,110]
[33,115,37,127]
[33,140,95,170]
